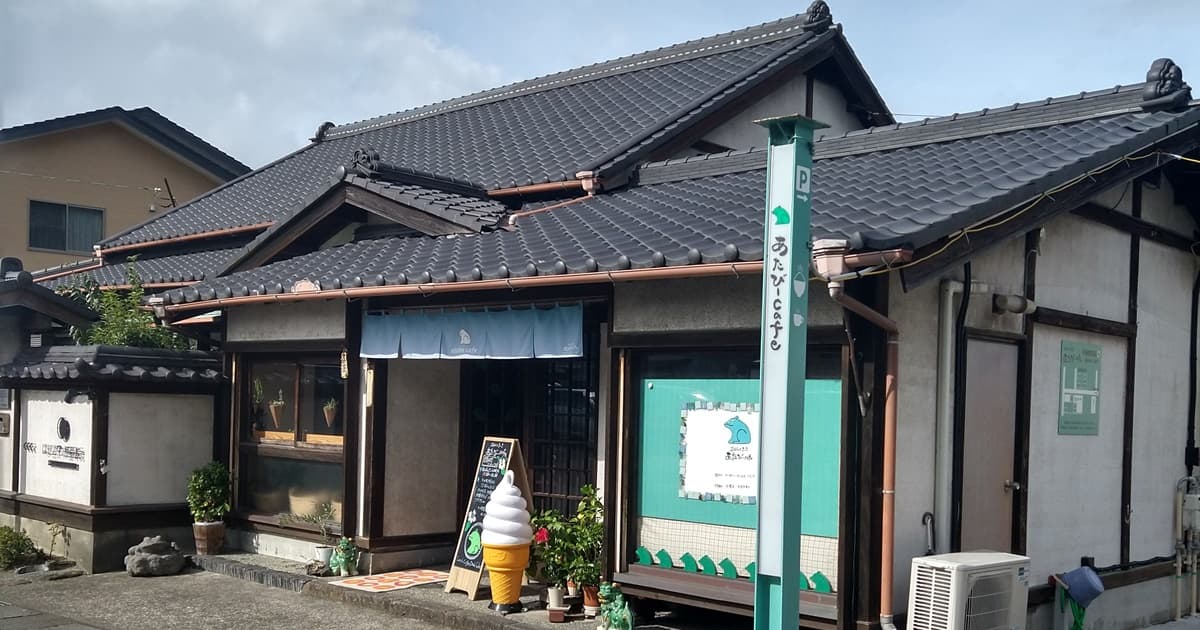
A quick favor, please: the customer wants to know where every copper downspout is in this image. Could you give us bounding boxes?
[163,260,766,314]
[814,239,902,630]
[99,222,274,255]
[506,194,592,226]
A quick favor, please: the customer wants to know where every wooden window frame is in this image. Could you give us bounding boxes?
[243,354,345,449]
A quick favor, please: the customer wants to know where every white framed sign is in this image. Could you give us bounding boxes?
[679,402,760,504]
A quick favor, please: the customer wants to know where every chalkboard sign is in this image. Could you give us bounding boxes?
[444,436,532,600]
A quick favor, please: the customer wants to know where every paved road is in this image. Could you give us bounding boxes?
[0,570,439,630]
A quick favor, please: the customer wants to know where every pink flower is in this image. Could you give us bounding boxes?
[534,527,550,544]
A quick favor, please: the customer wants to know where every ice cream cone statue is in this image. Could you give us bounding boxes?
[482,470,533,614]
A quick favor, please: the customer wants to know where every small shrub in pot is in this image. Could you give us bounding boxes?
[187,461,231,555]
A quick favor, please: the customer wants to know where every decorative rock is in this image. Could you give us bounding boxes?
[124,536,185,577]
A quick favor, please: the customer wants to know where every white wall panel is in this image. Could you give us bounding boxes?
[1026,327,1124,581]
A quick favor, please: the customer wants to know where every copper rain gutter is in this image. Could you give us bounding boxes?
[99,222,274,256]
[34,262,104,283]
[487,179,584,197]
[813,239,905,630]
[162,261,766,314]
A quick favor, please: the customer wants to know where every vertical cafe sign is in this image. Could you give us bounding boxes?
[1059,340,1101,435]
[754,114,825,630]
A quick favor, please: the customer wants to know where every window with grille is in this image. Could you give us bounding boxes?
[28,200,104,253]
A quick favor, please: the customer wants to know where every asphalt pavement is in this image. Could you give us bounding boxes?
[0,569,438,630]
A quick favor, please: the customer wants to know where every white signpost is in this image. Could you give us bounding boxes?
[754,114,826,630]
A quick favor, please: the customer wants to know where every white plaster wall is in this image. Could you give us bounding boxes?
[946,233,1029,334]
[888,275,940,612]
[226,300,345,342]
[1026,327,1125,582]
[1130,241,1195,560]
[19,389,93,505]
[106,393,213,506]
[0,313,22,492]
[0,408,11,492]
[382,359,459,537]
[700,75,864,151]
[1091,185,1135,215]
[810,78,866,139]
[612,275,842,334]
[1036,214,1131,322]
[1141,178,1195,235]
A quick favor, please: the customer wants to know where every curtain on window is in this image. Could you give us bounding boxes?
[66,206,103,252]
[28,201,66,250]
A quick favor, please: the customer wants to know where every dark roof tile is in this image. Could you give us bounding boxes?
[100,11,844,249]
[161,105,1200,307]
[0,345,221,385]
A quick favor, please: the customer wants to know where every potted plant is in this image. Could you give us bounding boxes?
[283,501,337,564]
[530,509,571,610]
[268,389,286,429]
[569,485,605,617]
[187,461,231,555]
[251,378,265,428]
[322,397,339,428]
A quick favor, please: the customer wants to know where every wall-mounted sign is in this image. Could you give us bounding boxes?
[679,402,759,503]
[1059,340,1101,435]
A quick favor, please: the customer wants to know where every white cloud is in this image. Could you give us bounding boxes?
[0,0,501,168]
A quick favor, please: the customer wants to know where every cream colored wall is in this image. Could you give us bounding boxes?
[106,393,213,506]
[0,122,222,269]
[382,359,460,537]
[612,275,843,334]
[226,301,346,342]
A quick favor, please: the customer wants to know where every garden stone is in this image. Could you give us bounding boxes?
[124,536,185,576]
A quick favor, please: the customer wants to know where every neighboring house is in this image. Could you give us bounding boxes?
[8,4,1200,629]
[0,107,249,271]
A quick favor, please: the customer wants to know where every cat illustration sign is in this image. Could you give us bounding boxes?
[680,403,760,503]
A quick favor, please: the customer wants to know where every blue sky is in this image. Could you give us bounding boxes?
[2,1,1197,167]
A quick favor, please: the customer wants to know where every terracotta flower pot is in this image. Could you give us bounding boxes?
[268,404,285,429]
[193,521,225,555]
[582,585,601,617]
[323,406,337,428]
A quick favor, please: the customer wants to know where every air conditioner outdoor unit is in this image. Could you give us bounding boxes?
[908,552,1031,630]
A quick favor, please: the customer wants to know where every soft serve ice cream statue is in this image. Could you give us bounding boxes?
[481,470,532,613]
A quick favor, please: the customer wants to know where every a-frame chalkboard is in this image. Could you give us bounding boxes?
[444,436,533,600]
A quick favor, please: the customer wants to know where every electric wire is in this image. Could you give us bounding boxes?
[848,150,1166,278]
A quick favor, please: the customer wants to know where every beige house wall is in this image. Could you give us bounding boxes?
[0,122,222,269]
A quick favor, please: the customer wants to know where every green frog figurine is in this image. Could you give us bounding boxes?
[329,537,358,577]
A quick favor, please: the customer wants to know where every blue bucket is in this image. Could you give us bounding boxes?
[1061,566,1104,608]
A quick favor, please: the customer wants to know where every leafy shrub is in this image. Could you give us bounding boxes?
[568,485,605,587]
[187,461,231,523]
[57,260,188,350]
[0,526,41,569]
